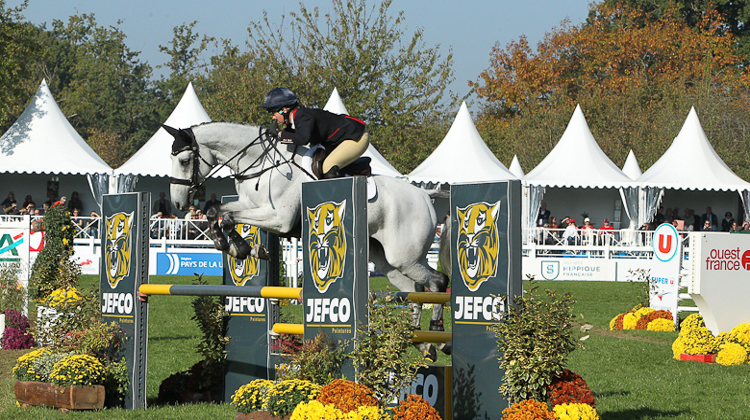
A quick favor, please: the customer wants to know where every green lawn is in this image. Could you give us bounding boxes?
[1,277,749,419]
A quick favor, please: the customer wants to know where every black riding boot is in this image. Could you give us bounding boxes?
[322,165,342,179]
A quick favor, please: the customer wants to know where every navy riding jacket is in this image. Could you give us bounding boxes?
[280,107,366,148]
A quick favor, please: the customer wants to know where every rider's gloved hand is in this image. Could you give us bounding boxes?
[265,120,280,139]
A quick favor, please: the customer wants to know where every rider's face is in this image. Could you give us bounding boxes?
[271,109,287,124]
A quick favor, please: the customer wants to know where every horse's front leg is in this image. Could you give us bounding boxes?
[205,205,230,251]
[218,204,295,260]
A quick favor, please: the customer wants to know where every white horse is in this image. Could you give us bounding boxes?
[165,122,449,355]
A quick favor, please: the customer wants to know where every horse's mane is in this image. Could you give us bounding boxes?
[193,120,262,129]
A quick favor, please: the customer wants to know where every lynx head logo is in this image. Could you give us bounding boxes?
[105,212,134,289]
[307,201,347,293]
[228,224,261,286]
[456,201,501,292]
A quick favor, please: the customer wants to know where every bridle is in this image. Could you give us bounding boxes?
[168,125,315,195]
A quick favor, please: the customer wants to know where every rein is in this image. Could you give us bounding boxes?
[169,126,316,194]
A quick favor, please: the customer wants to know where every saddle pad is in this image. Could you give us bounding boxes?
[301,146,377,201]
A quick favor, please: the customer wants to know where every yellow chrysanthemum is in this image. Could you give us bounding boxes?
[635,307,655,318]
[647,318,676,332]
[716,343,747,366]
[554,403,601,420]
[623,312,639,330]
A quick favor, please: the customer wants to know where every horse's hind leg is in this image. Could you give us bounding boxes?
[370,239,438,362]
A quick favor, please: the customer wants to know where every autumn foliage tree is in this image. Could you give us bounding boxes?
[474,1,750,178]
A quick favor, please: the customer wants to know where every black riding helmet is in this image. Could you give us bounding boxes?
[263,88,298,113]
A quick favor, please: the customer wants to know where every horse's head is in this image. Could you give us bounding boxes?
[163,125,214,212]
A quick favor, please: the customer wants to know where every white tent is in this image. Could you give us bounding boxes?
[0,80,112,210]
[524,105,637,232]
[114,83,236,212]
[408,101,517,186]
[622,150,642,180]
[638,107,750,222]
[509,155,525,179]
[323,88,402,177]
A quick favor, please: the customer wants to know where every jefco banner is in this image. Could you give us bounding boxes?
[221,195,280,401]
[100,192,150,409]
[450,181,522,417]
[302,177,368,380]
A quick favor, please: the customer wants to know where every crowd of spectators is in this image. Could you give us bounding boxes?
[535,201,750,247]
[1,190,100,237]
[149,192,218,240]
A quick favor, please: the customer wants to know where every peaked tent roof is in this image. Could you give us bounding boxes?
[525,105,634,188]
[0,80,112,175]
[638,107,750,191]
[408,102,517,185]
[322,88,401,177]
[115,83,231,177]
[509,155,525,179]
[622,150,642,180]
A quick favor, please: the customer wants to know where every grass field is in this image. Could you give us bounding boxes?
[1,276,749,419]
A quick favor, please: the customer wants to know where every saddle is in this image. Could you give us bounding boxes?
[311,147,372,179]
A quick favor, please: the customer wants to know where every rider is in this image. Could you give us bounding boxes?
[263,87,369,179]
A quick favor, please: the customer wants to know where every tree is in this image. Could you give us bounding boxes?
[473,2,750,178]
[156,21,214,109]
[198,0,458,173]
[0,0,38,130]
[34,14,163,167]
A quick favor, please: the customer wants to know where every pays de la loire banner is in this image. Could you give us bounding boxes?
[649,223,681,324]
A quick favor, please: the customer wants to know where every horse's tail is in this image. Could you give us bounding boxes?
[427,188,449,199]
[438,215,451,280]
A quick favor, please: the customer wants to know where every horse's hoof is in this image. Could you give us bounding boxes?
[213,237,229,252]
[423,345,438,363]
[438,342,452,355]
[253,244,270,260]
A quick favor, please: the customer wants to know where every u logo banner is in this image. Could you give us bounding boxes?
[228,224,261,286]
[456,201,501,292]
[105,212,134,289]
[307,201,347,293]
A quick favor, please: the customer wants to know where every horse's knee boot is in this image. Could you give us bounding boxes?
[227,229,252,257]
[429,319,444,331]
[208,223,229,251]
[251,244,270,261]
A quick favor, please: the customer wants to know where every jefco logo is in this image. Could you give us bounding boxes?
[456,201,501,292]
[0,232,23,261]
[705,247,750,271]
[105,212,134,288]
[653,224,679,262]
[307,201,346,293]
[227,224,260,286]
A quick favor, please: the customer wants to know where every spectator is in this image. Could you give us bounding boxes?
[194,209,209,238]
[665,208,673,223]
[721,212,735,232]
[702,218,713,232]
[537,202,551,227]
[563,218,578,245]
[598,218,615,245]
[581,217,595,245]
[653,206,665,225]
[22,195,35,210]
[167,214,183,240]
[71,208,84,237]
[152,192,172,217]
[701,207,718,231]
[58,196,67,207]
[1,192,17,213]
[85,211,100,238]
[67,191,83,212]
[559,216,571,229]
[742,221,750,232]
[203,193,220,214]
[150,212,166,239]
[730,221,740,233]
[5,202,19,215]
[549,216,559,229]
[672,207,681,221]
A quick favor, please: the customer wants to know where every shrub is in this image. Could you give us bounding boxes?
[158,371,190,404]
[1,309,33,349]
[231,379,273,413]
[270,332,303,355]
[28,204,76,300]
[680,313,706,332]
[190,275,229,391]
[277,332,348,386]
[730,323,750,350]
[609,311,634,331]
[4,308,29,330]
[291,400,345,419]
[50,354,106,386]
[547,369,596,407]
[0,263,25,313]
[266,379,321,418]
[34,286,99,349]
[716,343,748,366]
[494,281,577,402]
[622,312,639,330]
[350,293,426,405]
[553,402,601,420]
[501,399,555,420]
[317,379,378,413]
[679,326,715,355]
[46,287,82,308]
[392,394,441,420]
[31,351,73,382]
[13,348,51,381]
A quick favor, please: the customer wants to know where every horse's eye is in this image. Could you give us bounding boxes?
[180,158,190,166]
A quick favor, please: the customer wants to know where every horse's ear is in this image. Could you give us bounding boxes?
[163,125,179,138]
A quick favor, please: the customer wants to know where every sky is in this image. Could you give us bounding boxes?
[10,0,594,106]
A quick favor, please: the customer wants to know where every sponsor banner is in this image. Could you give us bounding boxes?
[529,259,614,281]
[100,192,150,409]
[155,252,223,276]
[692,232,750,333]
[649,224,681,324]
[450,181,522,416]
[221,195,281,401]
[73,253,100,275]
[302,177,368,381]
